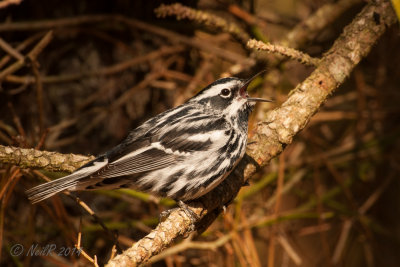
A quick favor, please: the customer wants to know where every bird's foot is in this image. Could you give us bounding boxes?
[158,201,199,233]
[178,200,199,233]
[178,200,199,221]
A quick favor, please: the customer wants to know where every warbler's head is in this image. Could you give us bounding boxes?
[190,74,272,118]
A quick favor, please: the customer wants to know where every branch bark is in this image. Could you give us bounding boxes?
[0,145,94,173]
[0,1,395,266]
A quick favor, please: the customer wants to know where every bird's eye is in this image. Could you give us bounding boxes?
[220,88,231,97]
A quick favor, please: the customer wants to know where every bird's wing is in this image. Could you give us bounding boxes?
[98,112,230,178]
[97,121,222,179]
[96,144,180,178]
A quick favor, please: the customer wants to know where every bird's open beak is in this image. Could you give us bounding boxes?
[246,97,274,102]
[239,71,273,103]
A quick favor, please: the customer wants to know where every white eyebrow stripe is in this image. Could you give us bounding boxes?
[194,80,240,100]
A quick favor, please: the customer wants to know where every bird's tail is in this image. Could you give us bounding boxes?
[26,174,83,203]
[26,158,108,204]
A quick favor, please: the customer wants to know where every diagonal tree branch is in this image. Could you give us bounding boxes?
[0,1,396,266]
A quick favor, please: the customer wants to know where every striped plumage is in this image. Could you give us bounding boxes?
[27,76,271,204]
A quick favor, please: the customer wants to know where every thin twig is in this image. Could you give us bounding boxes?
[31,61,45,134]
[115,15,254,65]
[148,234,232,264]
[32,170,123,253]
[0,0,22,9]
[75,217,99,265]
[0,15,253,65]
[277,235,302,266]
[0,37,24,61]
[155,3,250,44]
[247,39,320,66]
[268,152,285,267]
[0,31,53,81]
[7,102,26,141]
[0,32,44,69]
[3,45,185,84]
[284,0,363,48]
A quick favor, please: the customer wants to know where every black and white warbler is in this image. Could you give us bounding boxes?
[26,74,271,204]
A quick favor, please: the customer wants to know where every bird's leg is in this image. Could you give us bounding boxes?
[158,200,199,234]
[178,200,200,221]
[159,200,199,222]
